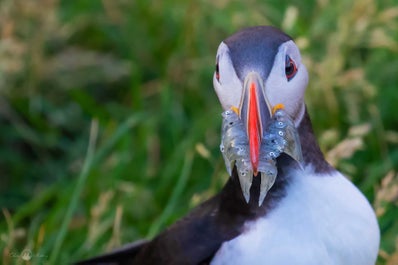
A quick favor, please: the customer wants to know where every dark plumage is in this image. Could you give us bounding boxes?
[224,26,291,81]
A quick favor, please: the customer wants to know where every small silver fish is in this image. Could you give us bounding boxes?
[220,108,303,206]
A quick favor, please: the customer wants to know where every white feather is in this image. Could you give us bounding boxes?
[213,42,242,110]
[265,40,308,126]
[211,166,380,265]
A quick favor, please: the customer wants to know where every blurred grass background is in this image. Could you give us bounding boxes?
[0,0,397,264]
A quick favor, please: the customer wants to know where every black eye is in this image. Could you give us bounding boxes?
[215,55,220,82]
[215,62,220,81]
[285,55,297,81]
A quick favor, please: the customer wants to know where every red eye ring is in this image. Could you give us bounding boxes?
[285,55,297,81]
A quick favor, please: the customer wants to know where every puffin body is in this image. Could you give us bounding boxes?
[76,26,380,265]
[212,168,378,265]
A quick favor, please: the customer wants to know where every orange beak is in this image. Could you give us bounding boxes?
[239,72,272,176]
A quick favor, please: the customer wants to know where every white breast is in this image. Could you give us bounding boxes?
[211,166,380,265]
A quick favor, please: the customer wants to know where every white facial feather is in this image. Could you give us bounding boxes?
[213,42,242,110]
[265,40,308,124]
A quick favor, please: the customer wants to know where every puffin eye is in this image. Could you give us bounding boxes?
[215,61,220,82]
[285,55,297,81]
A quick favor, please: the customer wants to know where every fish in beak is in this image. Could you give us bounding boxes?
[220,71,303,206]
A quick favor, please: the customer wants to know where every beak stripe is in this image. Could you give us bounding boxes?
[248,82,260,176]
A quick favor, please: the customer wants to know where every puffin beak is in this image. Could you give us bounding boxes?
[239,72,272,176]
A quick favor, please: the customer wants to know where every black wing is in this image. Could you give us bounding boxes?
[73,195,229,265]
[75,171,257,265]
[130,195,232,265]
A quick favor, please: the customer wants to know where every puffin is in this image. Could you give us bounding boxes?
[76,26,380,265]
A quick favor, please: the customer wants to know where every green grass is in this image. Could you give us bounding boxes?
[1,0,397,264]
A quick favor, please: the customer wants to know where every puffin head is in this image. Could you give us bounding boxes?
[214,26,308,176]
